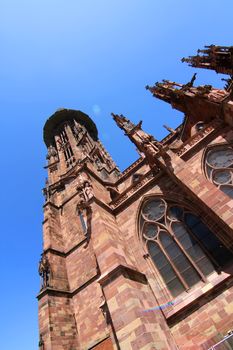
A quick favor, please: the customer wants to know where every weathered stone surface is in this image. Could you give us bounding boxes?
[39,48,233,349]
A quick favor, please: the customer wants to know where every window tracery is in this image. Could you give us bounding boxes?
[205,144,233,198]
[140,197,232,297]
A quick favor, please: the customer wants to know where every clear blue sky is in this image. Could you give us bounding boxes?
[0,1,233,349]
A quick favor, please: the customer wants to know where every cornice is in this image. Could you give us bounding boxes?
[174,119,223,158]
[37,273,100,300]
[43,237,88,257]
[37,263,148,300]
[110,168,161,212]
[116,157,145,183]
[97,264,147,286]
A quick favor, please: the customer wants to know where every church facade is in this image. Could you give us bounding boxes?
[38,45,233,350]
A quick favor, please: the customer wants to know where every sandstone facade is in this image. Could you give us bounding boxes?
[38,45,233,349]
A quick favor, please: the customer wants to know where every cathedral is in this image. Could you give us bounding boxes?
[38,45,233,350]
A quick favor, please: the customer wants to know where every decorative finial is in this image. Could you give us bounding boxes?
[111,113,136,132]
[163,125,176,133]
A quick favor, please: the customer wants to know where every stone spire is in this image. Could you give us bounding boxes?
[111,113,164,166]
[146,79,229,118]
[181,45,233,75]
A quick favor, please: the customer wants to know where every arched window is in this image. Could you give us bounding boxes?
[140,198,232,297]
[205,144,233,198]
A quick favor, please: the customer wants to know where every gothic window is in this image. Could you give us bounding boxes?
[205,145,233,198]
[140,198,232,297]
[59,129,69,144]
[64,144,74,161]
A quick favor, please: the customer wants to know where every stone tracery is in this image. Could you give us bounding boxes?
[205,144,233,198]
[139,197,232,297]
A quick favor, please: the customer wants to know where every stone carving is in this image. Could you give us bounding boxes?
[112,113,137,132]
[38,334,44,348]
[38,254,51,289]
[42,179,50,202]
[175,121,220,157]
[112,113,165,166]
[93,154,103,170]
[46,145,58,161]
[76,173,94,203]
[119,157,144,179]
[110,170,157,209]
[73,123,84,138]
[181,73,197,91]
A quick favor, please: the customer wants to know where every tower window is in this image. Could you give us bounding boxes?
[140,198,232,297]
[64,144,74,161]
[205,144,233,198]
[59,129,69,143]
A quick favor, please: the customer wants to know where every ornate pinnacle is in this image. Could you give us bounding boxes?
[146,78,229,114]
[182,45,233,75]
[111,113,139,133]
[146,80,187,108]
[163,125,176,133]
[112,112,166,167]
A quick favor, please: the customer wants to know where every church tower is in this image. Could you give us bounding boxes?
[38,45,233,350]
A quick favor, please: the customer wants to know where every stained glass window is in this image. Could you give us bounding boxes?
[140,198,232,297]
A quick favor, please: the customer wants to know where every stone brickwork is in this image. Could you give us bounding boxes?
[38,47,233,349]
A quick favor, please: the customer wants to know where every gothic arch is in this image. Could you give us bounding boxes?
[202,142,233,198]
[137,193,233,297]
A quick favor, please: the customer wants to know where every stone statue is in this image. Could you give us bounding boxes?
[38,334,44,348]
[46,145,57,161]
[93,154,103,170]
[38,254,51,289]
[42,179,50,202]
[76,173,93,203]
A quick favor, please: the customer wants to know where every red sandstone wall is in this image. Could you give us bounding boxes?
[72,282,110,349]
[113,126,233,349]
[66,244,97,291]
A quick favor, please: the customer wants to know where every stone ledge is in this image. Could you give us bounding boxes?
[43,237,88,257]
[97,264,148,287]
[166,272,233,327]
[37,273,100,300]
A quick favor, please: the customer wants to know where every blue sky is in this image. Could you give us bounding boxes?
[0,1,233,349]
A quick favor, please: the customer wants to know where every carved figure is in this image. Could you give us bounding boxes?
[38,254,51,289]
[42,179,50,202]
[76,173,93,203]
[179,73,197,92]
[93,154,103,170]
[39,334,44,348]
[46,145,57,160]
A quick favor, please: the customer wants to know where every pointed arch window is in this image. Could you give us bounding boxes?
[140,198,232,297]
[205,144,233,198]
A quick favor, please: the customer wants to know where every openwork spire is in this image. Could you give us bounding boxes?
[182,45,233,75]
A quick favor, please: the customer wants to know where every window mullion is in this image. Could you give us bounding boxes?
[157,238,189,291]
[184,222,221,270]
[171,229,207,282]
